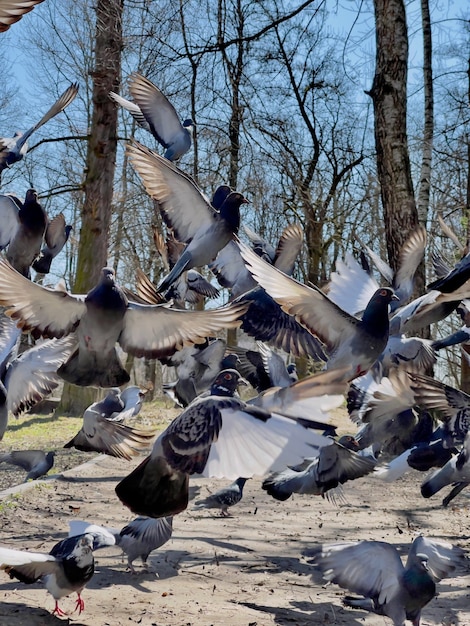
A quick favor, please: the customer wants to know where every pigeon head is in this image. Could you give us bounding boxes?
[182,119,194,131]
[218,191,249,234]
[210,369,244,396]
[361,287,398,327]
[100,267,116,284]
[211,185,233,210]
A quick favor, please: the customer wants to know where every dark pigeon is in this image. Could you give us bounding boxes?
[0,83,78,178]
[0,449,55,481]
[110,72,193,161]
[116,369,334,518]
[0,533,94,616]
[421,432,470,503]
[239,241,397,380]
[193,477,248,516]
[6,189,47,277]
[308,536,466,626]
[0,261,248,388]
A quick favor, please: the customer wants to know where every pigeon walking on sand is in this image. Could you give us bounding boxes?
[0,533,94,616]
[193,477,248,517]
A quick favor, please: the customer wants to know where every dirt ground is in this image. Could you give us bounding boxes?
[0,411,469,626]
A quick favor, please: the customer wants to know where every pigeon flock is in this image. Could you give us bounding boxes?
[0,9,468,623]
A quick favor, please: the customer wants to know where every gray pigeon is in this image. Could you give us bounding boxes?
[0,0,45,32]
[0,533,94,616]
[0,193,21,249]
[116,369,336,518]
[0,449,55,481]
[421,432,470,502]
[69,516,173,574]
[310,536,466,626]
[239,241,397,380]
[0,261,248,388]
[193,477,248,516]
[262,437,376,502]
[0,83,78,177]
[126,141,248,295]
[110,73,193,161]
[64,397,157,460]
[32,212,73,274]
[6,189,47,277]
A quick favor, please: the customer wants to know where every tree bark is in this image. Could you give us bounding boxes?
[369,0,420,279]
[59,0,124,415]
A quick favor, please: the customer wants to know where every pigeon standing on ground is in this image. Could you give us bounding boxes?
[110,72,193,161]
[0,533,94,616]
[239,241,397,380]
[309,536,466,626]
[116,369,337,518]
[0,449,55,481]
[69,516,173,574]
[6,189,47,277]
[0,82,78,178]
[193,477,248,517]
[0,261,248,388]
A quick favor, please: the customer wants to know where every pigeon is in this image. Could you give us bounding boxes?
[239,241,397,380]
[262,437,376,502]
[32,213,73,274]
[421,432,470,502]
[0,533,94,616]
[0,449,55,481]
[63,397,157,460]
[193,477,248,516]
[0,193,21,249]
[0,83,79,177]
[115,369,336,518]
[6,189,47,277]
[0,318,76,439]
[427,250,470,293]
[125,141,248,294]
[0,0,45,33]
[0,261,248,388]
[309,536,466,626]
[161,338,227,407]
[69,516,173,574]
[226,343,296,392]
[110,73,193,161]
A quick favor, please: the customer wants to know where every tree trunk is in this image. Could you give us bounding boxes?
[58,0,124,415]
[369,0,420,283]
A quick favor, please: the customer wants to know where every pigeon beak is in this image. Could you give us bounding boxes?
[392,294,399,301]
[237,376,249,388]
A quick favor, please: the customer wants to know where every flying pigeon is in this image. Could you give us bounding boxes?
[115,369,336,518]
[421,432,470,502]
[125,141,248,295]
[0,449,54,481]
[0,533,94,616]
[0,193,21,249]
[0,82,78,177]
[262,437,376,501]
[32,213,73,275]
[0,316,76,439]
[193,477,248,517]
[69,516,173,574]
[110,72,193,161]
[6,189,47,277]
[63,396,157,459]
[0,0,45,33]
[0,261,248,388]
[309,536,466,626]
[239,241,397,380]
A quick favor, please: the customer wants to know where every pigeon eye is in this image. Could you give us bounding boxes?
[224,373,232,380]
[379,289,388,296]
